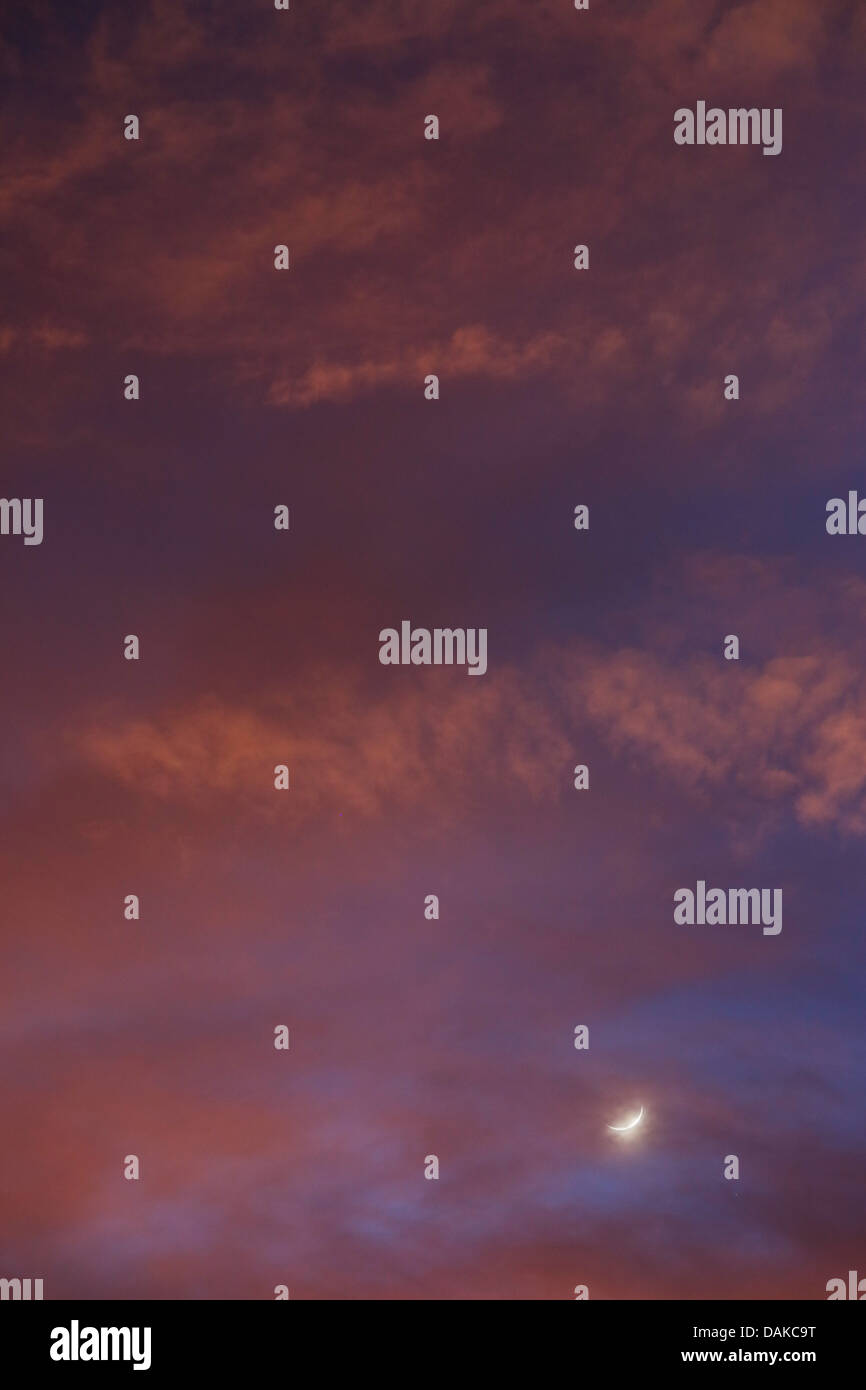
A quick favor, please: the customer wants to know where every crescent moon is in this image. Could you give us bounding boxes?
[607,1106,644,1132]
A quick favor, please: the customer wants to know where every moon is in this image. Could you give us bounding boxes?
[607,1106,644,1132]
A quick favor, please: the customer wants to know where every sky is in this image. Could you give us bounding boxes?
[1,0,864,1299]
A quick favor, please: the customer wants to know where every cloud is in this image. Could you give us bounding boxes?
[73,668,572,819]
[29,323,89,350]
[703,0,831,79]
[1,0,861,421]
[57,559,866,840]
[2,0,863,1307]
[269,325,565,405]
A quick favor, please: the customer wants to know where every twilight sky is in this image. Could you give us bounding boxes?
[1,0,865,1299]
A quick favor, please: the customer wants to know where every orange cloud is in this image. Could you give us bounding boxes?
[74,670,573,818]
[1,0,859,425]
[66,559,866,841]
[269,326,565,405]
